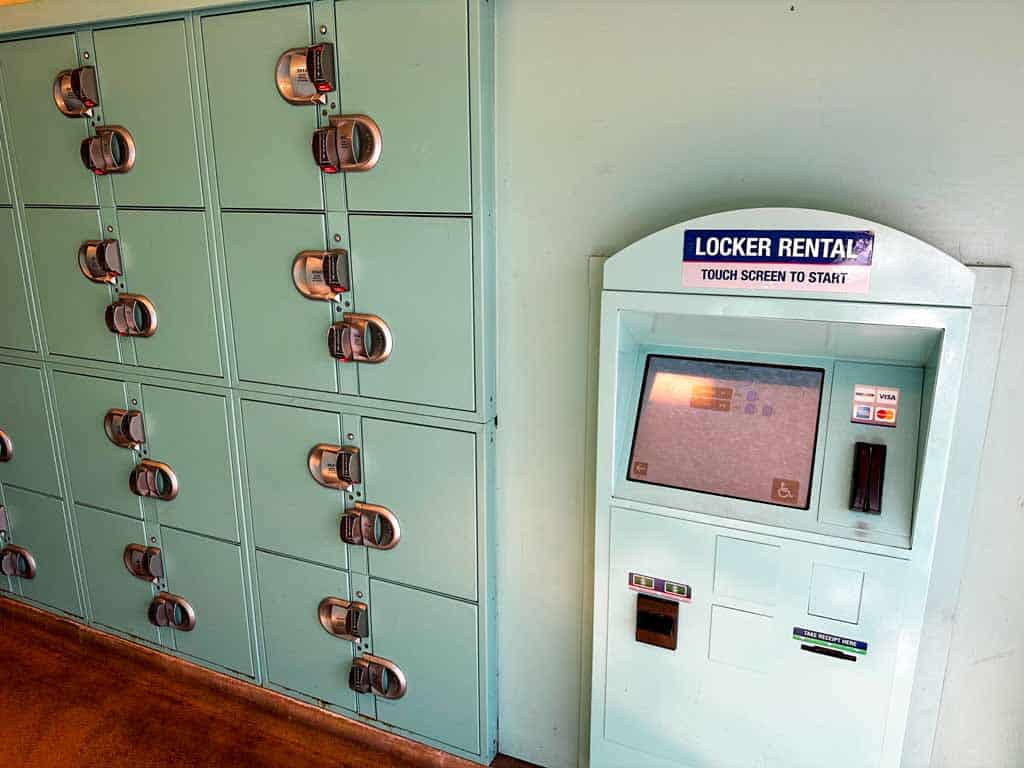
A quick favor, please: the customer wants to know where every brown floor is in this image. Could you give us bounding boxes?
[0,597,537,768]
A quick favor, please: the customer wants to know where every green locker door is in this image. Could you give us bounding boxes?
[25,208,120,363]
[336,0,471,214]
[257,551,357,709]
[0,486,13,595]
[370,580,480,755]
[76,504,159,642]
[0,35,97,206]
[117,210,222,376]
[0,362,59,496]
[362,419,477,600]
[141,385,238,542]
[161,527,253,676]
[241,400,346,568]
[5,488,80,615]
[0,208,35,351]
[222,212,337,391]
[93,20,203,207]
[52,372,141,518]
[201,6,324,210]
[0,130,11,204]
[350,216,474,410]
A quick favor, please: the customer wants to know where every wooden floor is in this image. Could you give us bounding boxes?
[0,597,536,768]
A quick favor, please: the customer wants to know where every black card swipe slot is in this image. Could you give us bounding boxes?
[800,643,857,662]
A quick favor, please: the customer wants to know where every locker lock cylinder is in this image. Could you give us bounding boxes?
[292,249,350,301]
[349,655,406,700]
[311,114,382,174]
[308,443,361,491]
[129,459,179,502]
[105,294,158,337]
[53,66,99,117]
[104,408,146,450]
[78,239,122,284]
[0,545,36,580]
[340,502,401,551]
[123,543,163,584]
[328,313,392,364]
[148,592,196,632]
[318,596,369,642]
[81,125,136,175]
[275,42,335,105]
[0,429,12,462]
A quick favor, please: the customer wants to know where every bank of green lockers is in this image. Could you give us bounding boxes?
[0,1,497,762]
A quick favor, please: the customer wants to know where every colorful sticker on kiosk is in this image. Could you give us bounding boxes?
[793,626,868,656]
[682,229,874,293]
[851,384,899,427]
[629,572,692,603]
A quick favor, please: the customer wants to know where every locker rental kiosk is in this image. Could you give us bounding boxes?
[589,208,1008,768]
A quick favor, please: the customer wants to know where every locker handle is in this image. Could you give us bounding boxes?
[123,544,163,583]
[339,502,401,551]
[148,592,196,632]
[78,239,123,284]
[312,114,382,174]
[349,655,406,700]
[275,43,335,105]
[292,249,350,301]
[53,66,99,117]
[0,429,12,462]
[318,596,369,641]
[327,313,392,364]
[129,459,179,501]
[308,443,361,491]
[104,409,146,449]
[105,294,158,337]
[0,545,36,580]
[81,125,135,175]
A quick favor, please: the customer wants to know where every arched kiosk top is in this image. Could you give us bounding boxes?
[604,207,975,307]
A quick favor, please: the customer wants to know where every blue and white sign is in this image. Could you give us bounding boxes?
[682,229,875,293]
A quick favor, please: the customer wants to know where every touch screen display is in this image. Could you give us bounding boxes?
[627,356,824,508]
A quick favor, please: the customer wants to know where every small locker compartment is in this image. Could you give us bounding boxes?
[349,215,475,411]
[0,209,35,352]
[0,35,97,206]
[361,418,478,600]
[91,20,204,207]
[0,361,60,497]
[240,400,347,569]
[2,487,80,616]
[367,580,481,756]
[24,208,121,364]
[52,371,142,518]
[116,210,223,377]
[75,504,160,642]
[256,551,358,710]
[201,5,324,210]
[222,212,337,392]
[158,527,254,677]
[335,0,471,214]
[138,385,239,543]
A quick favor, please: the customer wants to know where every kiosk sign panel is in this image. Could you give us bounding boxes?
[682,229,874,293]
[628,356,824,508]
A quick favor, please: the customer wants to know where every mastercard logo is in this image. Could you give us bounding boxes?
[875,408,896,422]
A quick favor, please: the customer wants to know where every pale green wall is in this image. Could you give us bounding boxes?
[494,2,1023,767]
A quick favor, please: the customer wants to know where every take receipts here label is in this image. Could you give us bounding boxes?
[682,229,874,293]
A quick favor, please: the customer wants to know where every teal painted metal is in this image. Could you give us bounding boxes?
[0,361,60,497]
[0,209,35,352]
[590,208,985,768]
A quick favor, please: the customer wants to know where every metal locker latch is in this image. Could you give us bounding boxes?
[80,125,136,175]
[292,250,350,301]
[275,43,335,105]
[311,115,382,174]
[129,459,179,501]
[105,294,158,337]
[349,655,406,700]
[148,592,196,632]
[318,596,369,642]
[123,543,163,583]
[339,502,401,551]
[327,313,392,364]
[78,239,122,284]
[308,443,361,490]
[104,409,146,449]
[0,545,36,580]
[0,429,12,462]
[53,66,99,117]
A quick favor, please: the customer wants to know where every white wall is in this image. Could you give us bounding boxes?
[493,2,1023,766]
